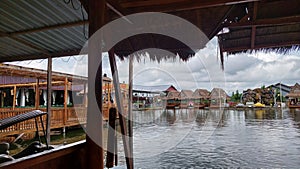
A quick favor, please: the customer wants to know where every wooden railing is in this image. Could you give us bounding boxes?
[0,106,87,138]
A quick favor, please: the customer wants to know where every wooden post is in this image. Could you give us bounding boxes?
[128,55,134,161]
[12,85,16,110]
[106,107,117,168]
[46,56,52,147]
[35,79,40,109]
[87,0,106,168]
[109,49,133,169]
[63,77,68,125]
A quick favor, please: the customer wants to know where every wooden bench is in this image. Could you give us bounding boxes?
[0,110,48,148]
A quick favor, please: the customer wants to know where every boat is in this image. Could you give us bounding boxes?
[253,102,266,108]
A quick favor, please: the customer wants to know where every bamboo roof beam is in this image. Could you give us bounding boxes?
[224,15,300,28]
[121,0,260,12]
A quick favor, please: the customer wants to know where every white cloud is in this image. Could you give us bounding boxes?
[6,38,300,95]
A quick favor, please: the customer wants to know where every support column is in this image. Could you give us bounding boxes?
[87,0,106,168]
[20,88,25,107]
[46,57,52,147]
[35,79,40,109]
[109,49,133,169]
[12,86,16,110]
[128,54,134,163]
[63,77,68,126]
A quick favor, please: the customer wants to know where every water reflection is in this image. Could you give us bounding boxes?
[115,108,300,168]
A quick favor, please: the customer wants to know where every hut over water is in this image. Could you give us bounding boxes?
[179,90,194,108]
[287,83,300,108]
[193,89,210,108]
[210,88,229,108]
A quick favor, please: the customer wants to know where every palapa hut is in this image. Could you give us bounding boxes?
[286,83,300,108]
[178,90,194,108]
[0,0,299,168]
[166,91,180,109]
[209,88,229,108]
[192,89,210,109]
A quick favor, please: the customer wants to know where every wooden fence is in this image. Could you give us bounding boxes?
[0,107,87,138]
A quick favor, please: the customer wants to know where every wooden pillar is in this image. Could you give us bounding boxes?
[46,56,52,146]
[63,77,68,125]
[128,55,134,162]
[109,49,133,169]
[87,0,106,168]
[12,85,16,110]
[83,82,87,107]
[35,79,40,109]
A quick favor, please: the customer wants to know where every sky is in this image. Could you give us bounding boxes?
[7,37,300,95]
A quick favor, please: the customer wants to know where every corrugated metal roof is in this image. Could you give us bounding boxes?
[0,0,88,62]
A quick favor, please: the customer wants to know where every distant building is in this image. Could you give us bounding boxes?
[286,83,300,108]
[178,90,194,108]
[192,89,210,108]
[268,83,291,97]
[209,88,229,108]
[132,84,177,109]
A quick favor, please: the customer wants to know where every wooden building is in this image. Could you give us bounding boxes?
[209,88,230,108]
[178,90,194,108]
[192,89,210,109]
[286,83,300,108]
[165,91,180,109]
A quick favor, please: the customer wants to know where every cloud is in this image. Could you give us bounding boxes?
[6,38,300,95]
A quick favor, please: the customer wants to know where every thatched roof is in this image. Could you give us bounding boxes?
[166,91,180,99]
[0,0,299,65]
[192,89,210,99]
[210,88,229,99]
[179,90,194,99]
[287,83,300,97]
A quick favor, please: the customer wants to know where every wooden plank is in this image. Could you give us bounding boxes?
[121,0,260,12]
[224,15,300,28]
[0,141,86,169]
[9,20,88,37]
[251,1,258,49]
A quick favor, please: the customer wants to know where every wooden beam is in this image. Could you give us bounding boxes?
[209,5,235,38]
[221,40,300,53]
[35,79,40,109]
[108,49,133,169]
[106,0,129,16]
[1,49,81,62]
[86,0,106,168]
[251,1,258,49]
[12,85,16,110]
[46,56,52,147]
[224,15,300,28]
[121,0,260,12]
[128,54,133,167]
[5,20,88,37]
[63,77,68,126]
